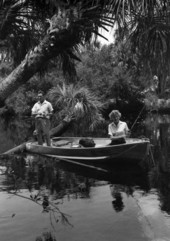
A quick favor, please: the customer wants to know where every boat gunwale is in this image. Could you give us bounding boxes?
[25,137,150,154]
[26,138,150,150]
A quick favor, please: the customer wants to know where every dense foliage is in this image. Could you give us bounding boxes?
[76,42,145,115]
[0,41,149,142]
[1,1,170,103]
[1,0,170,141]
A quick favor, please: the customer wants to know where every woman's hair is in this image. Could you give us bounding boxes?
[109,110,121,119]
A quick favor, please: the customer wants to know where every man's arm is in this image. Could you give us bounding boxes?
[31,103,42,118]
[31,104,37,117]
[45,102,53,118]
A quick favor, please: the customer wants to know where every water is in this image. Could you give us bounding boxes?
[1,113,170,241]
[0,160,149,241]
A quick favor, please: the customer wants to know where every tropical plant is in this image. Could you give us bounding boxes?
[48,83,105,136]
[0,0,170,115]
[0,0,115,106]
[114,0,170,95]
[76,42,145,115]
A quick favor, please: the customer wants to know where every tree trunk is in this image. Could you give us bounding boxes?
[0,27,79,107]
[50,119,72,137]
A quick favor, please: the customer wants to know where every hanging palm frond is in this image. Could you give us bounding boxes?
[48,83,104,133]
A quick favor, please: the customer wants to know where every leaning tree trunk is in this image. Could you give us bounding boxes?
[0,5,111,107]
[0,22,79,107]
[50,120,71,137]
[50,114,75,137]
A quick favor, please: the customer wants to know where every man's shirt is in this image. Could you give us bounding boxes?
[32,100,53,119]
[108,121,129,136]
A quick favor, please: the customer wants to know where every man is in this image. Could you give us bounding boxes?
[32,91,53,146]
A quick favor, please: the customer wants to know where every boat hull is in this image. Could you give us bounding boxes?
[25,137,150,162]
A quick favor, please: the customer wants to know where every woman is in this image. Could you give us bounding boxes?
[108,110,130,144]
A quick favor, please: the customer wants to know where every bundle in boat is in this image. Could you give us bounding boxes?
[109,137,126,145]
[79,138,96,147]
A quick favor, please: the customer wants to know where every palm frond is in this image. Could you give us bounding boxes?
[0,0,116,68]
[48,83,104,131]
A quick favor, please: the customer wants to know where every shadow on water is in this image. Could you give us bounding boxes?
[53,158,150,189]
[0,153,150,202]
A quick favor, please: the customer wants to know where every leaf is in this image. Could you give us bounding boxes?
[67,50,81,62]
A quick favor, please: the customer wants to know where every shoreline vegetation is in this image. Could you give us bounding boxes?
[144,98,170,113]
[0,1,170,144]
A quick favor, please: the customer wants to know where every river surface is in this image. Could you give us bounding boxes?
[1,113,170,241]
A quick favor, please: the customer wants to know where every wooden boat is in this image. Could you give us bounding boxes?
[25,137,150,163]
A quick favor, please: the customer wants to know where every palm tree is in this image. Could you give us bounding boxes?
[0,0,115,106]
[114,0,170,94]
[48,83,105,136]
[0,0,170,107]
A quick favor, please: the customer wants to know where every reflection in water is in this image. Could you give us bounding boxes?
[35,232,57,241]
[0,154,150,211]
[0,153,145,193]
[148,167,170,215]
[110,187,125,212]
[144,114,170,216]
[0,152,170,240]
[145,113,170,172]
[0,155,73,241]
[2,154,145,199]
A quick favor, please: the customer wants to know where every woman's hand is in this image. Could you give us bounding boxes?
[126,130,131,137]
[112,133,116,137]
[111,132,126,139]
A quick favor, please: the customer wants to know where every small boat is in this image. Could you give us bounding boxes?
[25,137,150,163]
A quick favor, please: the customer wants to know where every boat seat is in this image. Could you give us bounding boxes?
[52,140,72,147]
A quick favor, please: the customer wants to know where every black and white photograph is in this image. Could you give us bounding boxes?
[0,1,170,240]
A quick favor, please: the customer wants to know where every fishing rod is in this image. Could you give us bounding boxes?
[130,105,146,131]
[130,74,158,131]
